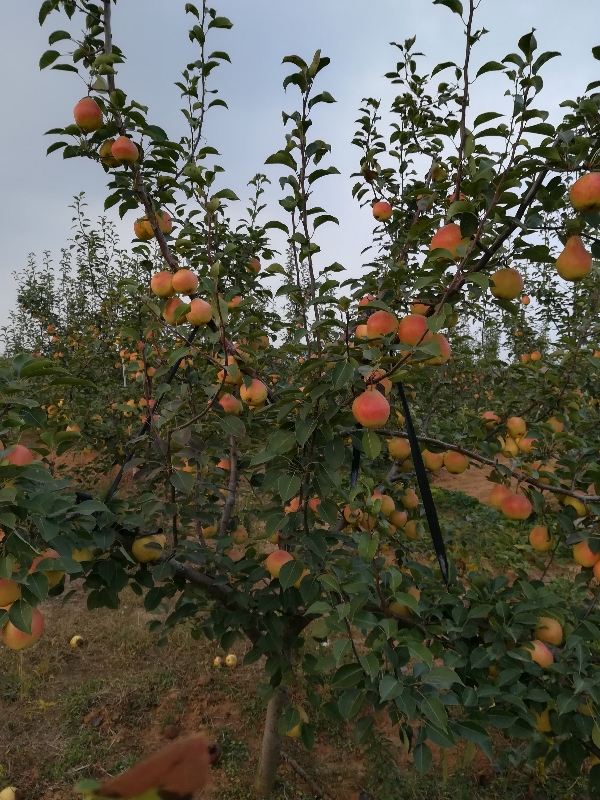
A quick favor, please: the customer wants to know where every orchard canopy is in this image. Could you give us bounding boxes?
[2,0,600,795]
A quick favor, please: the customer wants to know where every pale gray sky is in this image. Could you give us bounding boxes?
[1,0,598,327]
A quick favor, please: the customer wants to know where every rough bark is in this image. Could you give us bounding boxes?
[253,685,289,797]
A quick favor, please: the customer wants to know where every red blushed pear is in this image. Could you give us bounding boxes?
[521,354,531,364]
[162,297,184,325]
[398,314,432,347]
[358,294,375,307]
[573,540,600,568]
[426,333,451,365]
[187,298,212,325]
[371,491,395,517]
[389,509,407,528]
[343,505,362,525]
[536,616,563,646]
[91,734,218,800]
[530,351,541,362]
[526,639,553,668]
[2,607,44,651]
[488,483,512,511]
[151,271,175,298]
[521,295,530,305]
[240,379,268,407]
[265,549,294,579]
[352,391,390,428]
[490,268,524,300]
[482,411,500,428]
[111,136,139,164]
[227,296,242,310]
[248,257,261,273]
[5,445,33,466]
[156,210,173,234]
[547,416,564,433]
[0,578,20,607]
[73,97,103,132]
[372,201,392,221]
[218,394,242,415]
[444,451,468,474]
[216,458,231,471]
[355,324,371,341]
[429,223,466,259]
[570,172,600,213]
[410,301,430,315]
[422,450,444,471]
[556,235,592,281]
[172,269,199,296]
[501,493,532,521]
[366,310,398,338]
[99,138,119,167]
[518,437,537,454]
[217,356,242,387]
[529,525,554,552]
[387,437,411,460]
[364,369,392,395]
[401,488,419,510]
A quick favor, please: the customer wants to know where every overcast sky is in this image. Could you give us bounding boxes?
[0,0,598,331]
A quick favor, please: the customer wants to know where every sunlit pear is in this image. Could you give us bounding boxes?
[352,391,390,428]
[556,236,592,281]
[388,438,411,460]
[111,135,139,164]
[506,416,527,438]
[529,526,553,552]
[2,607,44,651]
[372,201,392,221]
[429,223,468,259]
[172,268,199,295]
[573,540,600,568]
[569,172,600,213]
[73,96,103,132]
[398,314,432,347]
[366,310,398,338]
[490,268,524,300]
[443,451,468,474]
[500,493,532,521]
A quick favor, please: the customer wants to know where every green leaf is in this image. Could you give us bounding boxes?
[212,188,240,201]
[407,640,433,666]
[278,474,301,503]
[171,470,195,495]
[265,150,297,170]
[279,559,304,591]
[332,663,364,689]
[380,675,403,702]
[362,430,381,460]
[593,46,600,61]
[476,61,506,77]
[39,49,60,69]
[9,599,33,635]
[220,417,246,438]
[296,419,316,447]
[338,689,366,721]
[433,0,463,13]
[353,716,374,744]
[421,696,448,729]
[413,742,432,775]
[331,361,354,390]
[208,16,233,29]
[474,111,504,128]
[48,30,71,44]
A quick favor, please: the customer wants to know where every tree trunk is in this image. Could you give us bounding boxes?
[253,684,288,797]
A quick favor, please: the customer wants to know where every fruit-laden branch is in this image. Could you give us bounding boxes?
[343,428,600,503]
[218,435,239,537]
